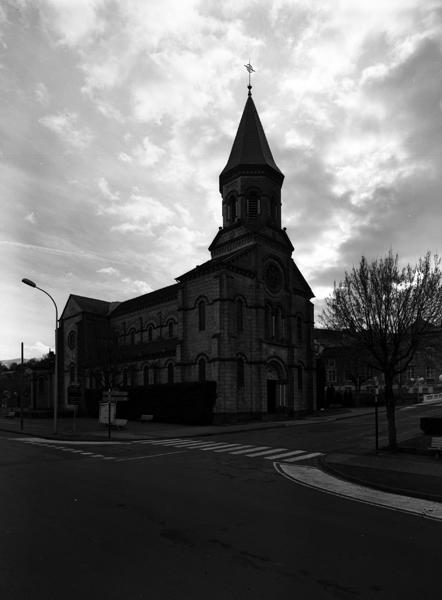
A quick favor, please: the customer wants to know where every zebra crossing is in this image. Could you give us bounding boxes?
[133,437,323,463]
[10,436,323,464]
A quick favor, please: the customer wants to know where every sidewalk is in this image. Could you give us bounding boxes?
[0,406,374,441]
[322,449,442,503]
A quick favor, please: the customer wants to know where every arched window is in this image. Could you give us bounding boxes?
[275,308,282,339]
[237,358,245,388]
[198,358,206,382]
[265,305,272,338]
[281,310,286,339]
[236,299,244,333]
[129,328,136,345]
[153,365,160,385]
[198,301,206,331]
[228,196,237,222]
[297,316,303,343]
[168,320,174,338]
[297,365,303,392]
[69,363,75,384]
[122,369,128,387]
[247,191,259,220]
[67,330,76,350]
[147,325,153,342]
[270,198,278,222]
[143,365,149,386]
[38,376,44,394]
[167,362,174,384]
[130,367,136,386]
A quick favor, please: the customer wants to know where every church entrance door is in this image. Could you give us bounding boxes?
[267,380,277,413]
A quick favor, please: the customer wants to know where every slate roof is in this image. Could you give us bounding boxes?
[176,247,256,282]
[69,295,113,316]
[110,283,179,317]
[219,94,284,189]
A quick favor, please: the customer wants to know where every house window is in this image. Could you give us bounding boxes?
[198,358,206,382]
[327,370,337,384]
[198,301,206,331]
[167,363,174,384]
[143,366,149,386]
[236,299,244,333]
[168,320,174,338]
[237,358,245,388]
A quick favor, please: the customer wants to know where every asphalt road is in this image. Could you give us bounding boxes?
[1,414,441,600]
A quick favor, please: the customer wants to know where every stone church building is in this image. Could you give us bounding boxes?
[59,88,316,421]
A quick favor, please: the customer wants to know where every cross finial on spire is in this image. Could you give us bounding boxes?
[244,62,255,96]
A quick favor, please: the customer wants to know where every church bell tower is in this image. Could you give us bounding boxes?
[209,84,293,259]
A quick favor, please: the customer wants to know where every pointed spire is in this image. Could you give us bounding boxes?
[219,93,284,191]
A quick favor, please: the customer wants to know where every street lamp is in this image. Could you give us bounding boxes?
[21,278,59,434]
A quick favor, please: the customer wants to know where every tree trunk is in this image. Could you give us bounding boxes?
[384,374,397,451]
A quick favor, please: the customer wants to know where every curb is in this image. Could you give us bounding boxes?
[319,454,442,504]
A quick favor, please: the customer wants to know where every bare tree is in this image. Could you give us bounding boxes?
[321,251,442,450]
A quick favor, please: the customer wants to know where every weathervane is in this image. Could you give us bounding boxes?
[244,62,255,96]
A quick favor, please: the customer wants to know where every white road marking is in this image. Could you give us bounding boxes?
[8,437,126,446]
[199,443,241,451]
[246,447,287,457]
[116,450,185,462]
[229,446,269,455]
[264,450,306,460]
[211,444,251,453]
[284,452,323,462]
[275,464,442,521]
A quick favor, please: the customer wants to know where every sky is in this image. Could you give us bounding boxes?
[1,0,441,360]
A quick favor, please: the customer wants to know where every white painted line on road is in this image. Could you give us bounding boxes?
[275,464,442,522]
[211,444,250,453]
[229,446,269,455]
[116,450,185,462]
[8,437,127,446]
[199,443,241,451]
[283,452,323,462]
[264,450,306,460]
[246,447,287,457]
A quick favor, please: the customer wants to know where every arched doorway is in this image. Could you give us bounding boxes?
[266,360,286,414]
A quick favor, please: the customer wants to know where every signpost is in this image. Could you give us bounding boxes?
[374,377,379,453]
[99,390,128,439]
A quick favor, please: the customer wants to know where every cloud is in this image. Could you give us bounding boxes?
[35,82,50,105]
[121,278,153,295]
[42,0,106,47]
[118,152,132,163]
[98,177,120,201]
[97,267,120,276]
[133,136,165,166]
[25,212,36,224]
[39,112,93,149]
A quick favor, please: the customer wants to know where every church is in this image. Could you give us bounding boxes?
[58,85,316,422]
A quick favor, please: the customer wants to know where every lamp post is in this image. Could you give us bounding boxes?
[21,278,59,434]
